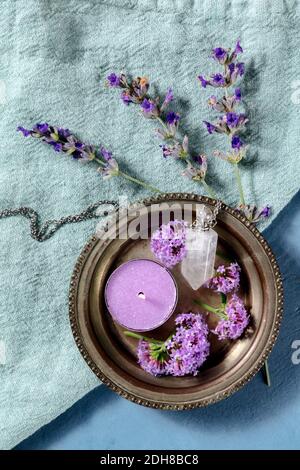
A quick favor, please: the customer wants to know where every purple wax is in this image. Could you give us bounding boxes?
[104,259,178,331]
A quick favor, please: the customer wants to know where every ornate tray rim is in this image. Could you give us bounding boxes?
[69,193,284,410]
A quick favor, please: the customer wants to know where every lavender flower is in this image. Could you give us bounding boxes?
[232,40,243,58]
[207,89,242,113]
[203,121,217,134]
[107,73,149,104]
[231,135,244,149]
[137,340,169,376]
[150,220,187,268]
[198,75,209,88]
[17,126,31,137]
[97,146,119,179]
[17,123,96,161]
[235,88,242,101]
[141,98,159,118]
[182,155,207,181]
[212,47,228,64]
[161,135,189,159]
[107,73,121,87]
[198,40,245,89]
[165,313,210,376]
[213,146,247,164]
[212,40,243,65]
[237,204,271,224]
[205,263,241,294]
[203,112,247,136]
[225,112,240,128]
[121,91,133,105]
[161,88,174,110]
[166,112,180,126]
[212,294,249,340]
[212,73,226,86]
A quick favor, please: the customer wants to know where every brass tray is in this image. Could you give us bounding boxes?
[69,194,283,409]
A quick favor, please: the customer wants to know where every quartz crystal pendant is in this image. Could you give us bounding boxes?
[181,205,218,290]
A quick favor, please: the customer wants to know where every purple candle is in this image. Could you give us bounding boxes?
[104,259,178,331]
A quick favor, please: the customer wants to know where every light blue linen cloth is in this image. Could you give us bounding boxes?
[1,0,300,449]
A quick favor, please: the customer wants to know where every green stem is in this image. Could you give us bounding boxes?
[95,157,105,167]
[193,299,227,319]
[202,179,217,199]
[124,331,163,344]
[233,163,245,205]
[263,360,271,387]
[155,117,219,199]
[119,171,162,193]
[220,293,227,306]
[156,116,169,132]
[95,157,161,193]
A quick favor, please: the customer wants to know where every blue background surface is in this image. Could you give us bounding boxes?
[16,192,300,450]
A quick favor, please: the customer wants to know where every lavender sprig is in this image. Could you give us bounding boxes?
[198,41,270,224]
[106,74,215,198]
[17,123,161,193]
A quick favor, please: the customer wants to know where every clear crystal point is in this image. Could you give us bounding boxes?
[181,227,218,290]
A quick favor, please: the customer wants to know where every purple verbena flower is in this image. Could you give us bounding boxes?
[165,313,210,376]
[137,340,169,376]
[151,220,187,268]
[205,262,241,294]
[212,294,249,340]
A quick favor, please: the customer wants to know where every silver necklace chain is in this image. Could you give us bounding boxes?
[0,199,222,242]
[0,201,119,242]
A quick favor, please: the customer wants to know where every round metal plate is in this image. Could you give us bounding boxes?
[69,194,283,409]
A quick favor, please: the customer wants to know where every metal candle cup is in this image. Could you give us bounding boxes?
[104,259,178,331]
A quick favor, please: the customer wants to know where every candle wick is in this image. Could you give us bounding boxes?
[137,292,146,300]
